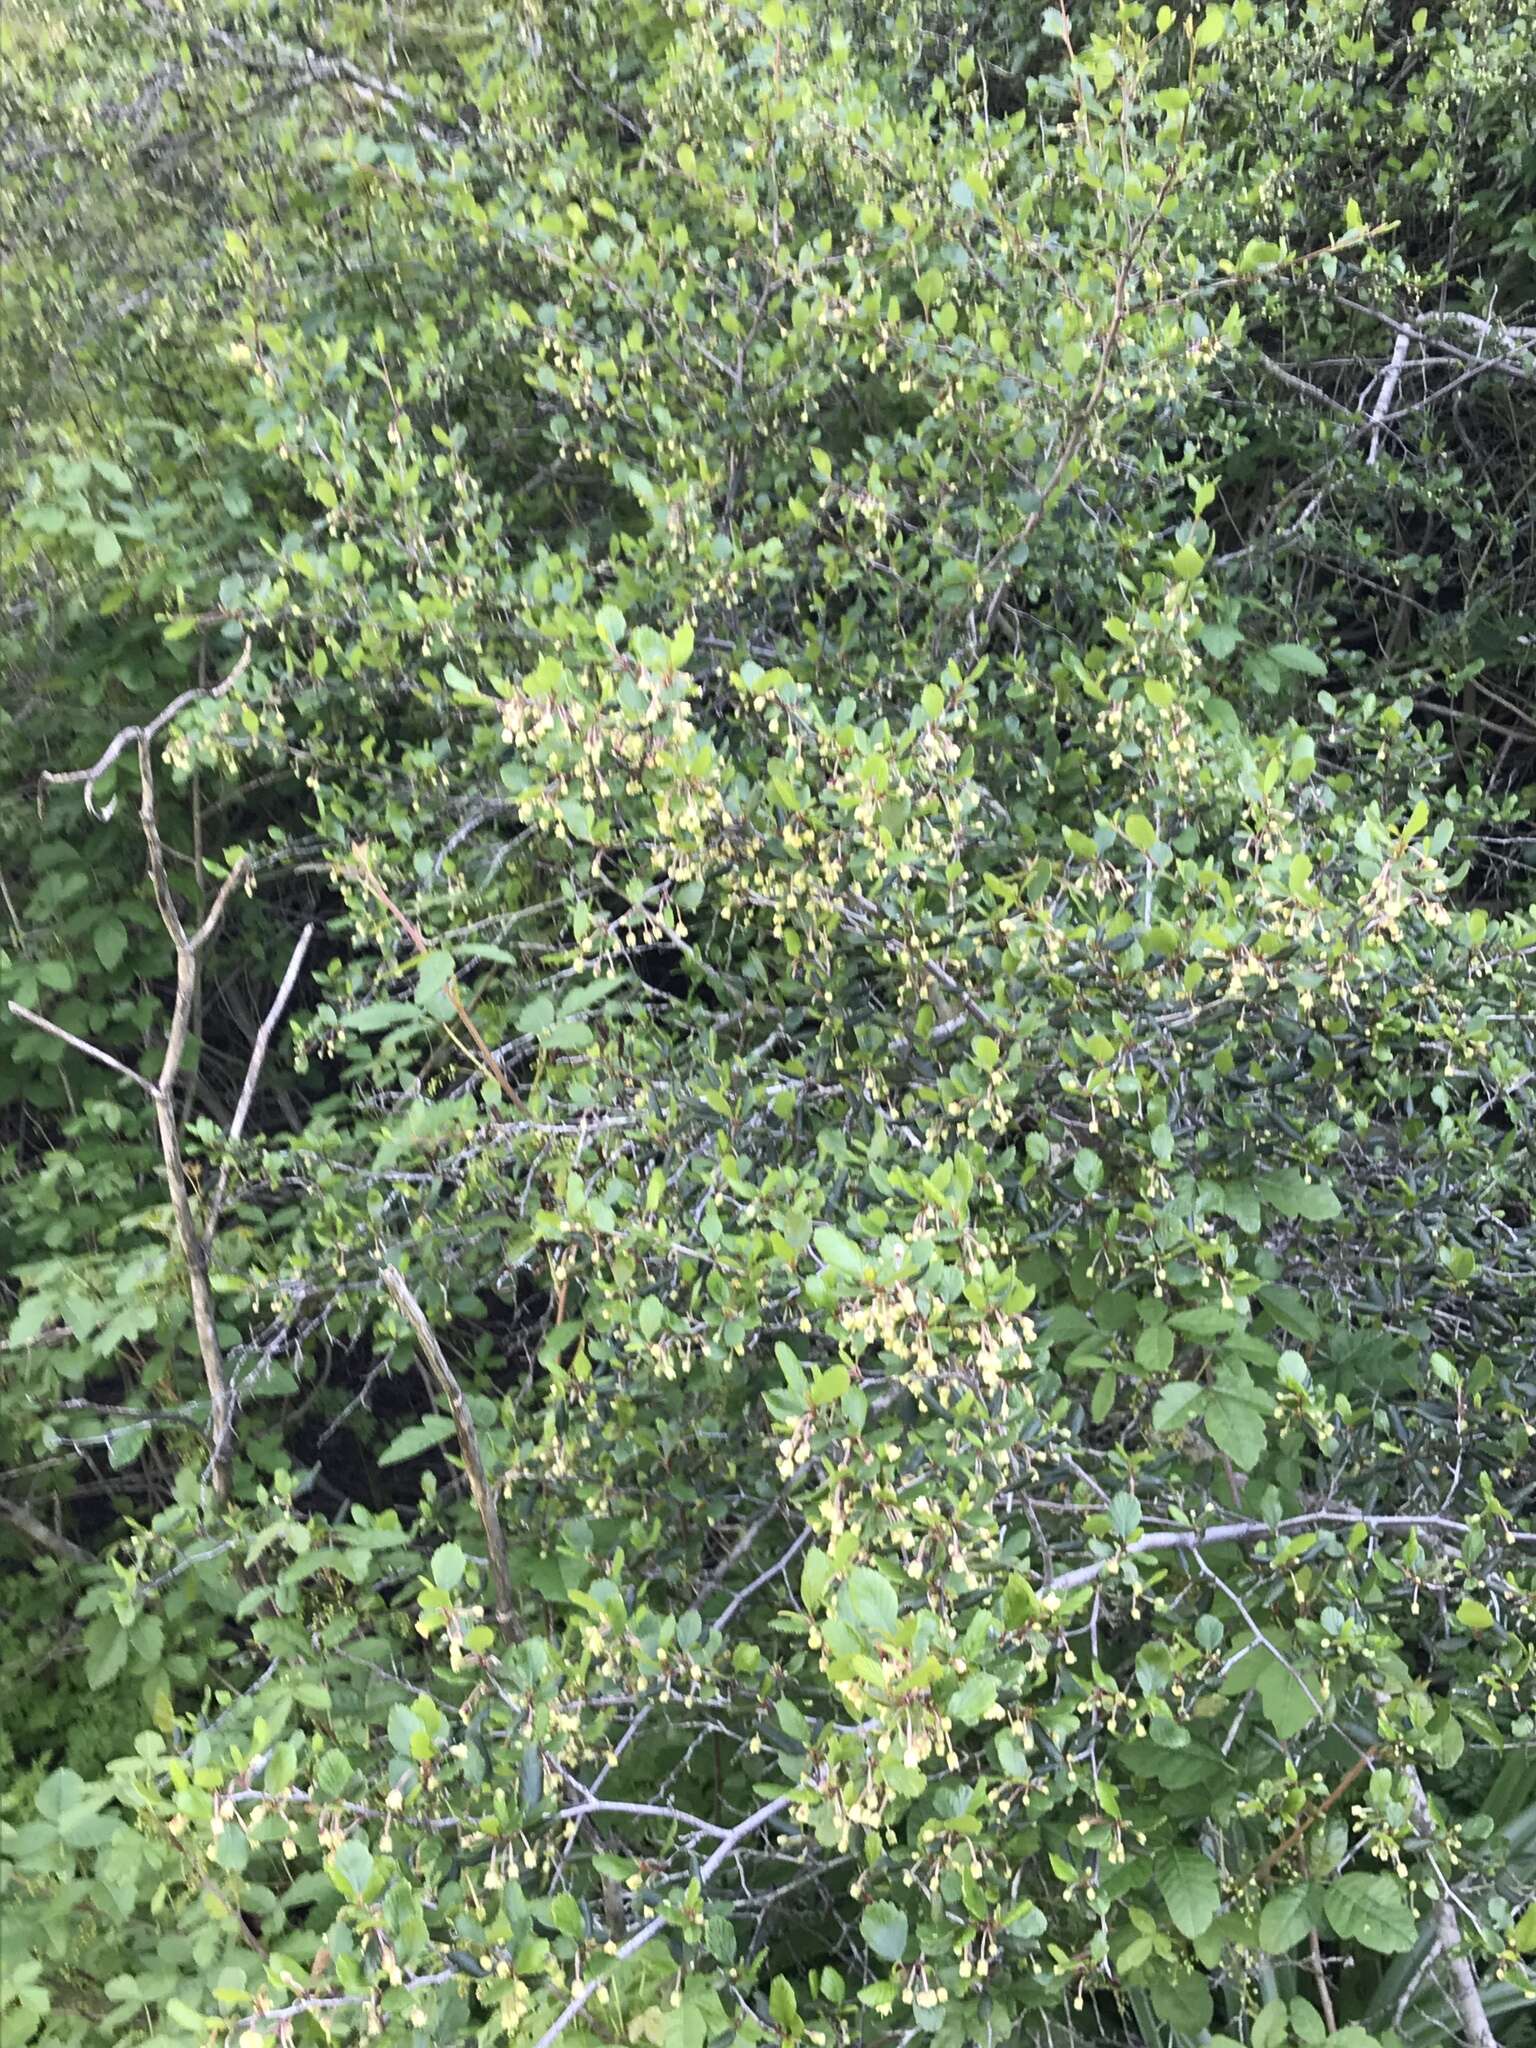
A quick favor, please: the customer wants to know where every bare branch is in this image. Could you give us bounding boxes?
[188,856,253,953]
[381,1265,515,1629]
[713,1525,813,1632]
[7,1002,157,1094]
[127,735,240,1502]
[1367,328,1411,467]
[203,922,315,1238]
[1401,1763,1498,2048]
[529,1794,794,2048]
[0,1492,94,1567]
[1044,1509,1533,1596]
[40,637,252,817]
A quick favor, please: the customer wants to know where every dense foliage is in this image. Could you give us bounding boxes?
[3,2,1536,2045]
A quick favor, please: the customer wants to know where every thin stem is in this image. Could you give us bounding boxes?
[381,1265,515,1630]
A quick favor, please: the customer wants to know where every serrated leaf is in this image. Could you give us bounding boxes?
[1257,1658,1319,1739]
[1153,1382,1206,1431]
[1324,1873,1417,1954]
[1204,1388,1266,1469]
[331,1837,374,1900]
[1158,1849,1221,1937]
[800,1547,834,1613]
[860,1900,909,1961]
[843,1566,899,1638]
[1135,1323,1175,1373]
[949,1673,998,1726]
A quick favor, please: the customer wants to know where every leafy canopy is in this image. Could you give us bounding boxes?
[2,2,1536,2047]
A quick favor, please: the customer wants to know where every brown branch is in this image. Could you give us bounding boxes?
[1308,1926,1338,2034]
[40,637,251,817]
[137,737,237,1503]
[351,858,518,1105]
[380,1265,515,1631]
[1250,1753,1372,1887]
[0,1492,93,1567]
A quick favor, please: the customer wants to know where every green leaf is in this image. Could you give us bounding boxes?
[1135,1323,1175,1373]
[1204,1387,1267,1469]
[93,916,129,971]
[670,2007,710,2048]
[338,1001,422,1034]
[815,1224,866,1276]
[1152,1382,1206,1431]
[415,949,455,1001]
[1072,1147,1104,1194]
[949,1673,998,1726]
[332,1837,374,1900]
[860,1901,909,1962]
[768,1976,800,2034]
[431,1542,466,1591]
[1268,642,1328,676]
[1257,1659,1319,1740]
[1169,542,1206,581]
[843,1567,899,1638]
[377,1415,455,1467]
[1324,1874,1417,1954]
[1258,1883,1317,1953]
[1151,1974,1215,2032]
[1158,1850,1221,1938]
[800,1547,834,1613]
[1194,5,1225,45]
[1254,1167,1341,1221]
[35,1769,86,1823]
[1200,620,1243,659]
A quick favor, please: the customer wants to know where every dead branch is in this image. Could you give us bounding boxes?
[1401,1763,1498,2048]
[380,1265,515,1630]
[0,1492,94,1567]
[203,922,315,1236]
[529,1794,794,2048]
[7,1002,156,1092]
[40,636,252,817]
[137,736,243,1501]
[1367,328,1411,467]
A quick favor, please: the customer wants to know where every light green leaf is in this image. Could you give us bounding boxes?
[860,1901,909,1961]
[431,1542,466,1592]
[332,1837,374,1900]
[377,1415,455,1467]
